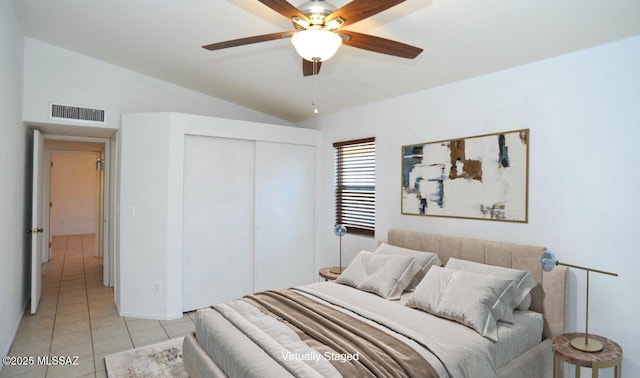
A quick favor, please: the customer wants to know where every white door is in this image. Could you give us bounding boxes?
[31,130,45,314]
[254,142,315,291]
[96,151,104,258]
[182,136,255,311]
[109,133,118,288]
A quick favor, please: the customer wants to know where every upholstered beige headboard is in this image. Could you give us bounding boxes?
[386,229,567,339]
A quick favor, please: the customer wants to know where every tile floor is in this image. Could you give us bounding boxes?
[0,234,196,378]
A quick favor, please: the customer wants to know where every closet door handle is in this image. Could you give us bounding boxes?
[37,228,44,233]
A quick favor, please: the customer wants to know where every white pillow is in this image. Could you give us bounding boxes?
[335,251,421,300]
[445,258,537,321]
[518,293,532,311]
[374,243,441,291]
[406,266,515,341]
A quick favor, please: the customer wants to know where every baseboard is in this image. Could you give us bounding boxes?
[0,298,29,373]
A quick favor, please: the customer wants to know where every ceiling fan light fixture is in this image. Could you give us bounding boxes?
[291,29,342,62]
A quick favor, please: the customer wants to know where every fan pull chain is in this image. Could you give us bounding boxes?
[312,59,319,114]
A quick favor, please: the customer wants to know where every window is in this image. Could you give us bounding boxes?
[334,137,375,236]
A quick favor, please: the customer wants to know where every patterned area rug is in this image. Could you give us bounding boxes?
[104,337,188,378]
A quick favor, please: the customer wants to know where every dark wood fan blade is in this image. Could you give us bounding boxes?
[339,30,422,59]
[302,59,322,76]
[258,0,310,23]
[326,0,405,28]
[202,31,294,51]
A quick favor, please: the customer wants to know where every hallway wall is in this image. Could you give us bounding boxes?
[50,152,98,236]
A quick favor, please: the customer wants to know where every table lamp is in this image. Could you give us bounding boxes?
[330,224,347,274]
[539,250,618,352]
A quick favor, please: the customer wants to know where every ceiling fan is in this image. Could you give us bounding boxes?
[202,0,423,76]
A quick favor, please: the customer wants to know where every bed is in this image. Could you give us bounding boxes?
[182,229,567,378]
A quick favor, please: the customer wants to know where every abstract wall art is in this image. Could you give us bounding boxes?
[402,129,529,222]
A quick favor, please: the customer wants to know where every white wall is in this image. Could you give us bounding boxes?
[118,113,320,320]
[50,152,98,235]
[300,35,640,377]
[22,38,292,133]
[118,113,174,319]
[0,0,31,366]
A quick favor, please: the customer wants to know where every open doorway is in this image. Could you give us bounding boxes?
[41,138,113,287]
[48,150,101,259]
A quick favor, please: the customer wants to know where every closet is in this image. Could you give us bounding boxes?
[182,136,316,311]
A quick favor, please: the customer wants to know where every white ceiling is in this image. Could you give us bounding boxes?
[16,0,640,123]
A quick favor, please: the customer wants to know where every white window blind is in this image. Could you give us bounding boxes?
[334,137,375,236]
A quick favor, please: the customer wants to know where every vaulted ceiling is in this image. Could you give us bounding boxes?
[16,0,640,122]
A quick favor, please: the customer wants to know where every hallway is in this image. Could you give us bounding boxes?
[0,235,195,378]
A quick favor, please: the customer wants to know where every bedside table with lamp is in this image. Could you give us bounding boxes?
[539,251,622,378]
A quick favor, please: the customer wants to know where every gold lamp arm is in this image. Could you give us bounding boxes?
[339,235,342,271]
[555,260,618,277]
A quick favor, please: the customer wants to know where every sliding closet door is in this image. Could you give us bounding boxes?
[183,136,255,311]
[254,141,315,291]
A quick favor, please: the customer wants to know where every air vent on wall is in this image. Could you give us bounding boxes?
[50,103,106,124]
